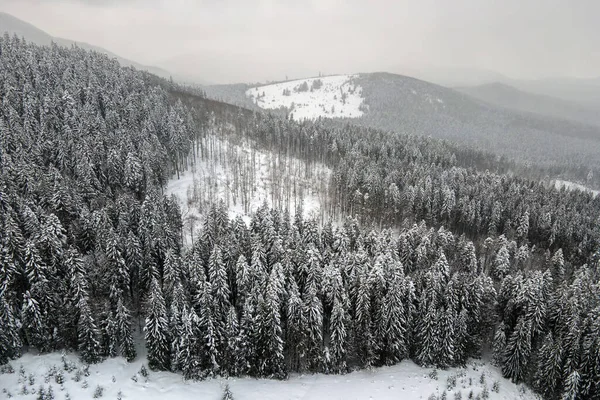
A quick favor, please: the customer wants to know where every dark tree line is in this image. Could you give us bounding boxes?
[1,36,599,400]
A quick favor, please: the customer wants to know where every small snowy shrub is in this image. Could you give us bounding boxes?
[47,385,55,400]
[20,384,29,395]
[55,371,64,384]
[93,385,104,398]
[0,363,15,374]
[492,381,500,393]
[83,365,90,377]
[479,372,486,385]
[82,380,89,389]
[222,384,234,400]
[441,392,448,400]
[117,390,124,400]
[73,370,82,382]
[427,394,438,400]
[112,375,116,383]
[131,374,138,382]
[454,391,462,400]
[139,365,148,378]
[482,385,489,400]
[468,390,474,399]
[429,369,439,380]
[447,375,457,390]
[29,373,36,386]
[36,385,45,400]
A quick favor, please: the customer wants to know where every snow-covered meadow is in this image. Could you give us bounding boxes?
[246,75,365,121]
[0,352,540,400]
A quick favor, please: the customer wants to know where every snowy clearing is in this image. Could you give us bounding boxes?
[246,75,364,121]
[0,352,540,400]
[554,179,599,197]
[166,135,331,246]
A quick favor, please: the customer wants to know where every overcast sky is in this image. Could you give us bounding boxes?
[1,0,599,84]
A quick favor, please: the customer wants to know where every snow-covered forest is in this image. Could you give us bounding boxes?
[1,36,600,400]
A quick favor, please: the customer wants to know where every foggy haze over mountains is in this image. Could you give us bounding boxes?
[1,0,599,85]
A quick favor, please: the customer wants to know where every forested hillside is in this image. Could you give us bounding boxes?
[1,36,599,400]
[208,73,600,189]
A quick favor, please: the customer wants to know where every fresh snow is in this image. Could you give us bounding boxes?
[246,75,364,121]
[554,179,599,197]
[0,352,541,400]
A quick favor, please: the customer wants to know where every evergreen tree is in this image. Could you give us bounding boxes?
[145,277,170,371]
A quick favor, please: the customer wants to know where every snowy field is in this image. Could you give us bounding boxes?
[0,352,541,400]
[166,135,331,246]
[246,75,364,121]
[554,179,599,197]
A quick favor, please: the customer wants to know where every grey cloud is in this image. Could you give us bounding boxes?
[0,0,598,84]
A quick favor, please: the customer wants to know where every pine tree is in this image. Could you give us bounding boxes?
[328,291,349,373]
[0,292,22,363]
[493,246,510,280]
[77,296,101,364]
[502,317,531,382]
[535,332,563,397]
[380,265,408,365]
[304,281,324,372]
[224,306,241,377]
[115,298,136,362]
[561,370,580,400]
[257,274,285,378]
[145,277,170,371]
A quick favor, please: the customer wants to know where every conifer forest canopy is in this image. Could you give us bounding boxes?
[0,36,600,400]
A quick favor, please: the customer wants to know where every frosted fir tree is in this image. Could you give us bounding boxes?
[534,333,563,398]
[379,262,409,365]
[77,296,101,364]
[303,281,324,372]
[493,246,510,280]
[354,270,375,368]
[257,275,286,378]
[223,306,241,377]
[285,278,307,372]
[0,292,22,363]
[502,317,532,382]
[561,370,580,400]
[516,211,529,243]
[551,249,565,284]
[115,298,136,362]
[144,277,170,371]
[328,291,349,373]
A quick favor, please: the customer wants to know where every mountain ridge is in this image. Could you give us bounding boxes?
[0,11,173,79]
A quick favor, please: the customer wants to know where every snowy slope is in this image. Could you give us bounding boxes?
[166,135,331,246]
[554,179,599,197]
[246,75,364,121]
[0,352,541,400]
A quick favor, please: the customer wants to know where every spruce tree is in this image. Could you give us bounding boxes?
[144,277,170,371]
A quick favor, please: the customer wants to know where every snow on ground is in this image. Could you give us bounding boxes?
[246,75,364,121]
[554,179,599,197]
[0,352,541,400]
[166,135,331,246]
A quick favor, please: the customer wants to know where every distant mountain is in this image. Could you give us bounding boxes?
[0,12,172,79]
[350,72,600,167]
[456,82,600,127]
[215,72,600,170]
[389,65,510,88]
[507,77,600,110]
